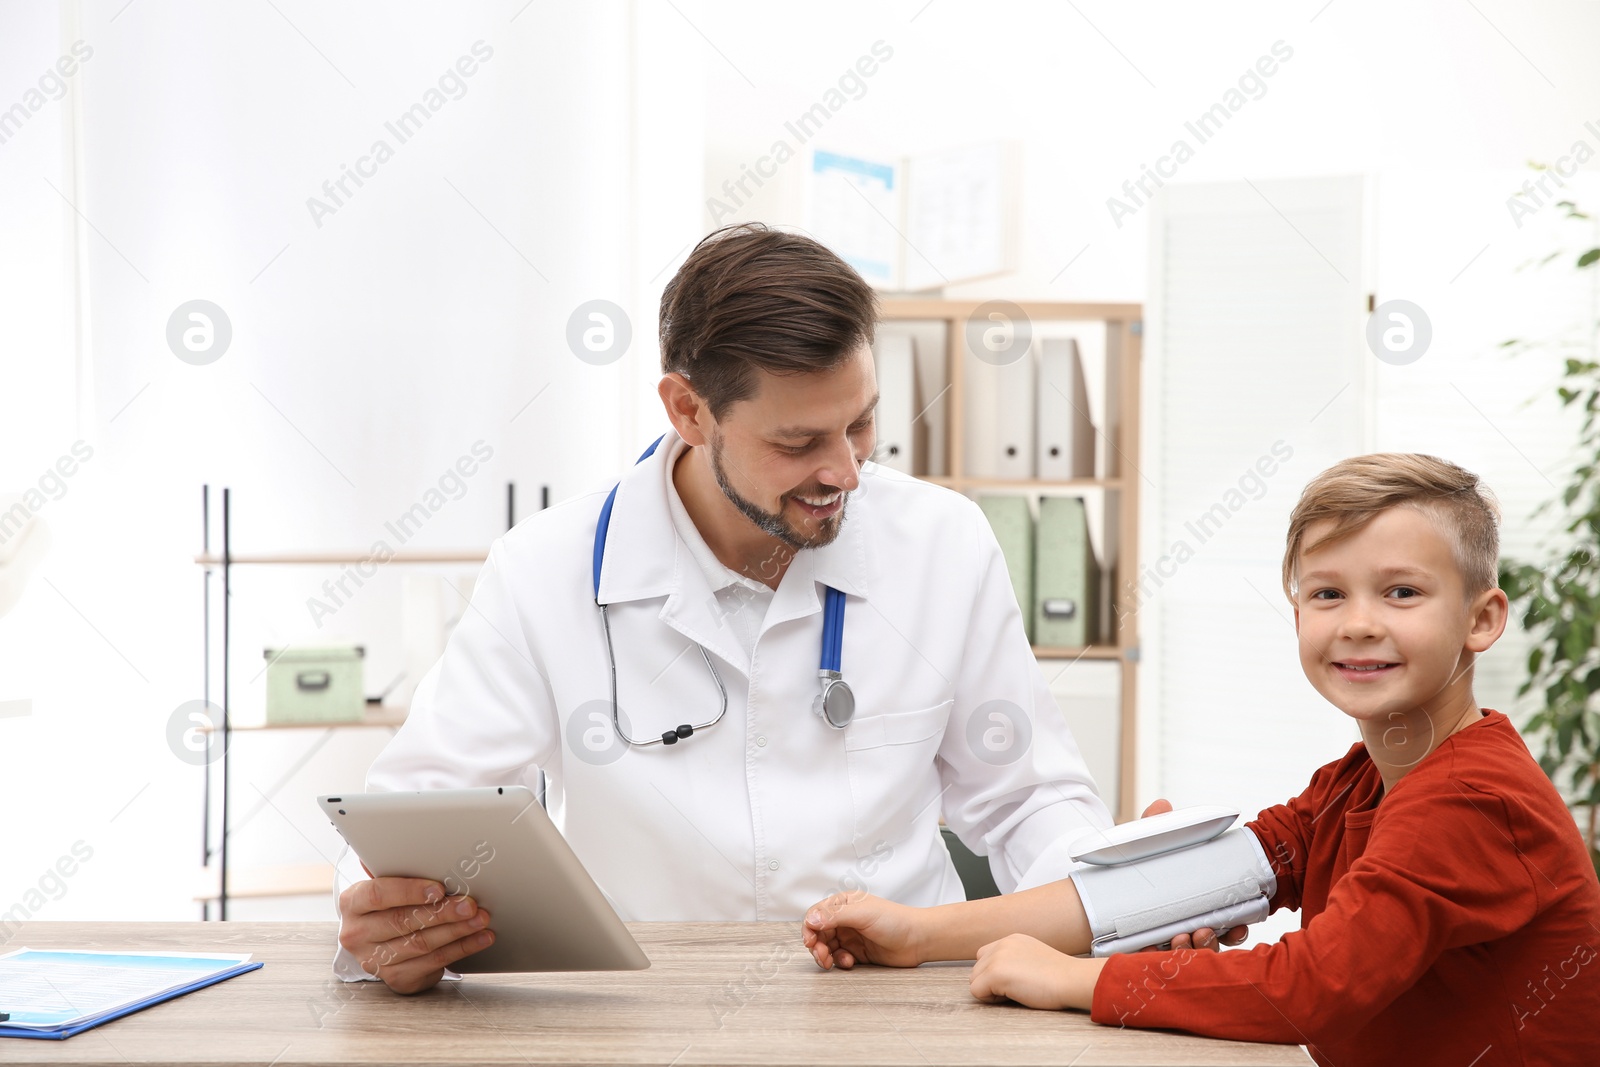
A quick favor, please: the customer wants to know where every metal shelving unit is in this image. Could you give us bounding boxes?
[194,484,534,918]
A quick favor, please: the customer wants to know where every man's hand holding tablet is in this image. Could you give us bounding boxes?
[324,787,647,992]
[337,872,495,995]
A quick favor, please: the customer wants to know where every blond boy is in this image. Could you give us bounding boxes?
[803,454,1600,1067]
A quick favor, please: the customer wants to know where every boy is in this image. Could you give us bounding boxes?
[802,454,1600,1066]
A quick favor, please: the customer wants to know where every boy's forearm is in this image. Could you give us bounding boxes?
[918,878,1093,961]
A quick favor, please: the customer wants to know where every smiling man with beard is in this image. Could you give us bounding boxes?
[331,223,1123,994]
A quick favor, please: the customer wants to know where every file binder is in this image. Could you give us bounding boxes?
[1034,496,1099,647]
[976,495,1035,643]
[872,332,918,475]
[1037,337,1095,479]
[964,342,1036,480]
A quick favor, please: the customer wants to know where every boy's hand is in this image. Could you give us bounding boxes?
[970,934,1102,1011]
[1164,924,1248,951]
[1137,799,1250,953]
[802,891,925,969]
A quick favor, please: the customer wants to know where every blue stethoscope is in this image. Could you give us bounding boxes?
[593,435,855,746]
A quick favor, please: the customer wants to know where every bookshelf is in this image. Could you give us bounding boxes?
[878,298,1143,821]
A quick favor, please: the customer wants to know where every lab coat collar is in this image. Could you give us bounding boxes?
[595,427,872,610]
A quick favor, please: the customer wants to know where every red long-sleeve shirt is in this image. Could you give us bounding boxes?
[1091,710,1600,1066]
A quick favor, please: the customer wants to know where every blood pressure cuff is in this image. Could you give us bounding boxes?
[1068,828,1277,957]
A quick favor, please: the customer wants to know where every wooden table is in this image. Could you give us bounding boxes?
[0,923,1311,1066]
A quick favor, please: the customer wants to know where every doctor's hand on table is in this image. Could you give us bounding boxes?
[337,866,494,994]
[802,798,1248,977]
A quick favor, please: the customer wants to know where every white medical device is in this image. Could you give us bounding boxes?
[1067,807,1277,957]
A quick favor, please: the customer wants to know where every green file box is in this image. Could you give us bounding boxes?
[1034,497,1099,647]
[264,646,366,724]
[977,495,1035,643]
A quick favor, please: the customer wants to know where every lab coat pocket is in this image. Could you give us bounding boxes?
[844,700,952,858]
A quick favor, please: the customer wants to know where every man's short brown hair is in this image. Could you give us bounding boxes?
[659,223,879,420]
[1282,453,1501,598]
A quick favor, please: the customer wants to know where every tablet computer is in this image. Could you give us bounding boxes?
[318,786,649,973]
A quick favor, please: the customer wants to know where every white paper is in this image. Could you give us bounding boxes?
[903,141,1014,291]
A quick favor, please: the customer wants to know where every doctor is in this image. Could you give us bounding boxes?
[334,223,1117,992]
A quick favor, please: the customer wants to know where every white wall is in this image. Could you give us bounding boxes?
[696,0,1600,817]
[698,0,1600,302]
[5,0,1599,926]
[1140,171,1598,945]
[0,0,703,924]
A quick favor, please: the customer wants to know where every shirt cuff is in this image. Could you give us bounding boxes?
[331,944,464,984]
[332,944,380,983]
[1012,834,1089,892]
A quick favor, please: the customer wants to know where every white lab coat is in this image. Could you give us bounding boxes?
[332,427,1111,979]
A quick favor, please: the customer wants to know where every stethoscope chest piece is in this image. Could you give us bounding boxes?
[816,670,855,729]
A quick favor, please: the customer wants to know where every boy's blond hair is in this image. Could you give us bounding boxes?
[1282,453,1501,599]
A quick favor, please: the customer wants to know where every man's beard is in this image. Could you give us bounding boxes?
[709,432,848,551]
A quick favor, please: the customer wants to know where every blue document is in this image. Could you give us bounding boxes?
[0,948,262,1040]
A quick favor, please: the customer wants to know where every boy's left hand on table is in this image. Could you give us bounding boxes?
[966,800,1252,1013]
[970,934,1104,1011]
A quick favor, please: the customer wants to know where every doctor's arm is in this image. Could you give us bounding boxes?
[933,500,1112,891]
[362,544,560,793]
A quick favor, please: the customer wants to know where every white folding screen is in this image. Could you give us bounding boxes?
[1145,172,1600,946]
[1143,176,1371,827]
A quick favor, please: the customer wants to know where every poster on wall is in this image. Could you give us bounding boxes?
[807,150,902,287]
[805,141,1018,292]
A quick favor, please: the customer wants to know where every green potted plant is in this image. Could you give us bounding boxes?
[1498,191,1600,874]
